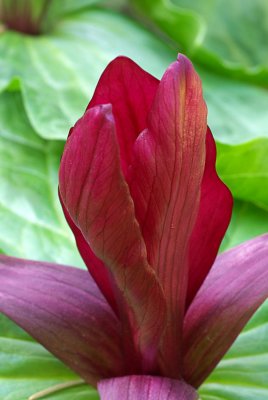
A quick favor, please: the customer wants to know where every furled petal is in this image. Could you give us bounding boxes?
[186,128,233,308]
[183,234,268,387]
[59,105,166,372]
[98,375,198,400]
[62,58,159,313]
[87,56,159,175]
[0,255,124,386]
[128,54,207,376]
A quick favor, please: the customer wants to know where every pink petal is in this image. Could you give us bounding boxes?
[0,255,124,386]
[183,234,268,387]
[98,375,198,400]
[59,105,166,372]
[186,128,233,308]
[87,56,159,175]
[128,54,207,376]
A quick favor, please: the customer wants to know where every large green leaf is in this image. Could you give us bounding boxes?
[131,0,268,84]
[216,139,268,210]
[2,5,267,146]
[0,90,82,266]
[0,7,173,139]
[200,69,268,144]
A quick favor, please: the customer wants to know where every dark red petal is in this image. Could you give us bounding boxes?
[128,54,207,376]
[59,193,117,314]
[98,375,198,400]
[0,255,124,386]
[59,105,166,372]
[183,234,268,387]
[87,56,159,175]
[186,128,233,308]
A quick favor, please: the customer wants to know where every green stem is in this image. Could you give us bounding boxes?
[28,379,85,400]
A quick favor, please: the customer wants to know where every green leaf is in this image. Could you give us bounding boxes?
[131,0,268,84]
[216,139,268,210]
[0,90,82,267]
[48,0,104,17]
[0,7,173,139]
[199,69,268,144]
[0,314,99,400]
[2,6,267,146]
[220,200,268,252]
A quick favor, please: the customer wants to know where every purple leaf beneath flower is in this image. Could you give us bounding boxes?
[0,255,124,386]
[183,234,268,387]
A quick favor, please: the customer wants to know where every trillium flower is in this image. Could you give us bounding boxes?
[1,54,268,400]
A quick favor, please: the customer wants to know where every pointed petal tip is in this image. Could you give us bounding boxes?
[176,53,198,74]
[109,55,136,64]
[99,103,114,122]
[86,103,114,121]
[177,53,191,64]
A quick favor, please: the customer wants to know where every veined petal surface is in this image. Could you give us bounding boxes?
[187,128,233,308]
[129,54,207,375]
[183,234,268,387]
[59,194,117,314]
[59,105,166,372]
[0,255,124,386]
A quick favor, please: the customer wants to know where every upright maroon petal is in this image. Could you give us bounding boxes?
[59,105,166,372]
[64,57,159,311]
[98,375,198,400]
[186,128,233,308]
[87,56,159,174]
[0,255,124,386]
[129,54,207,376]
[183,234,268,387]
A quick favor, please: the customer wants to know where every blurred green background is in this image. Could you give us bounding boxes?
[0,1,268,399]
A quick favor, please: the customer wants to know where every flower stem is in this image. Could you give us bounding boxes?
[28,379,85,400]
